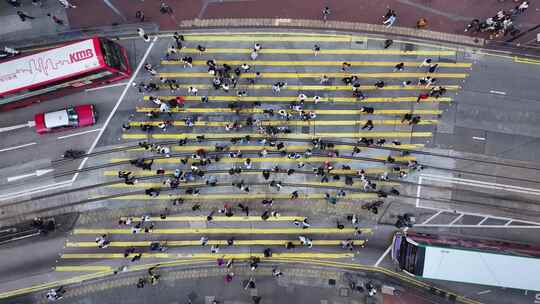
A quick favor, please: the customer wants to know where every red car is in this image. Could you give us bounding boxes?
[34,104,97,134]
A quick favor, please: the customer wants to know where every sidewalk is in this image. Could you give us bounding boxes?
[65,0,540,46]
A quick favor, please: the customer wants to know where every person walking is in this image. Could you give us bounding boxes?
[322,6,331,21]
[135,10,145,22]
[17,11,35,22]
[313,44,321,56]
[173,32,184,49]
[144,63,157,76]
[383,39,393,49]
[393,62,405,72]
[137,28,150,42]
[32,0,43,7]
[382,9,397,27]
[58,0,76,8]
[416,17,428,29]
[47,13,65,26]
[361,120,374,130]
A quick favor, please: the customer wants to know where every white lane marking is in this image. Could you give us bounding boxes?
[0,142,36,153]
[472,136,485,140]
[71,36,158,184]
[421,210,443,225]
[374,245,392,267]
[415,175,423,207]
[489,90,506,95]
[0,121,35,133]
[85,82,128,92]
[57,128,102,140]
[477,217,488,225]
[421,173,540,196]
[477,290,491,295]
[7,169,54,182]
[416,224,540,228]
[0,180,72,201]
[449,213,464,225]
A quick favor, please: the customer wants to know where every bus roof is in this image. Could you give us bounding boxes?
[0,38,103,96]
[422,245,540,291]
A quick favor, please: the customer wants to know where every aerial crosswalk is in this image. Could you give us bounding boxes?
[58,32,471,273]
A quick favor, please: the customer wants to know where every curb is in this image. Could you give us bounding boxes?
[177,18,484,47]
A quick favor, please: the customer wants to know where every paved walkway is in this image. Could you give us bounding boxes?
[0,1,538,47]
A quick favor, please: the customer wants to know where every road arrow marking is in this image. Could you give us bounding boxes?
[7,169,54,182]
[0,121,35,133]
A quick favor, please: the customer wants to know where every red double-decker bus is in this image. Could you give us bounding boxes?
[0,36,131,111]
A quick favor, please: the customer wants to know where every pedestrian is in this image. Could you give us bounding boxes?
[135,10,145,22]
[181,56,193,68]
[382,9,397,27]
[299,235,313,248]
[393,62,405,72]
[137,28,150,42]
[313,44,321,56]
[32,0,43,7]
[58,0,76,8]
[313,96,321,104]
[197,45,206,55]
[383,39,393,49]
[17,11,35,22]
[250,49,258,60]
[188,86,198,96]
[320,74,330,84]
[360,106,374,114]
[401,80,412,87]
[361,120,374,130]
[241,63,250,72]
[47,13,64,25]
[341,62,351,72]
[272,267,283,277]
[428,63,439,73]
[416,17,428,29]
[253,43,262,52]
[419,58,432,68]
[322,6,331,21]
[416,92,429,103]
[7,0,21,7]
[173,32,184,49]
[160,1,173,14]
[374,80,385,88]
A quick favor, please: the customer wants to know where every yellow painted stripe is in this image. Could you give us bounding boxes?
[122,132,432,140]
[129,120,438,127]
[143,95,452,104]
[163,60,471,68]
[180,35,353,42]
[112,192,378,201]
[127,144,424,152]
[136,107,443,115]
[65,239,360,248]
[103,167,395,176]
[61,252,354,259]
[160,72,468,79]
[158,84,461,91]
[117,216,305,222]
[110,155,415,163]
[73,227,365,235]
[514,56,540,65]
[177,47,455,56]
[108,180,400,188]
[55,266,112,272]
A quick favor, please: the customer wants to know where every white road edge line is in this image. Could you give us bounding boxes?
[85,82,128,92]
[416,224,540,228]
[415,175,423,207]
[0,180,72,201]
[0,142,36,153]
[374,245,392,267]
[57,128,102,140]
[421,173,540,196]
[71,36,158,184]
